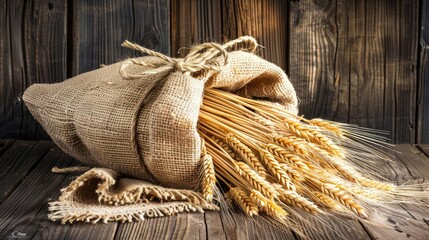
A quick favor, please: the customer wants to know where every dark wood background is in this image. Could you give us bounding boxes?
[0,0,428,144]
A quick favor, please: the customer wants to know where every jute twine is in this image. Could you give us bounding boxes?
[119,36,259,79]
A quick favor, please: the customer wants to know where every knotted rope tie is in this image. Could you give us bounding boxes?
[119,36,259,80]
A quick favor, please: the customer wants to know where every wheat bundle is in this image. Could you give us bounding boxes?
[198,88,399,221]
[22,36,428,230]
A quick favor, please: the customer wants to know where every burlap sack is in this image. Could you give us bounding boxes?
[22,36,298,223]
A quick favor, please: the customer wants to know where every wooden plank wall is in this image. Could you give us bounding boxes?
[0,0,427,143]
[418,0,429,143]
[289,0,419,143]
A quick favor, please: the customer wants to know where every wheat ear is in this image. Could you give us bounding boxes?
[225,133,268,177]
[250,189,288,220]
[319,182,368,218]
[274,184,321,214]
[278,163,304,182]
[246,113,275,129]
[312,191,341,210]
[268,133,310,157]
[309,118,343,138]
[200,139,216,201]
[264,143,313,171]
[259,147,296,191]
[229,187,259,217]
[210,135,236,159]
[233,161,278,199]
[356,177,395,191]
[283,119,344,158]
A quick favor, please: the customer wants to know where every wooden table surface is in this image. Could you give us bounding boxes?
[0,140,428,239]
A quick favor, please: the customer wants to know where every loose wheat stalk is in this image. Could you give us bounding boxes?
[200,141,216,201]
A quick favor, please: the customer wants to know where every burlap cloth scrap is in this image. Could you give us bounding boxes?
[48,168,218,224]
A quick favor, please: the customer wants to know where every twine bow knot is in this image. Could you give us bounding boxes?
[119,36,259,80]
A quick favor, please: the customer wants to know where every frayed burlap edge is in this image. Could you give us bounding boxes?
[48,168,218,224]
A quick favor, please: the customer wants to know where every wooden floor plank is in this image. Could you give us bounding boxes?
[0,144,119,240]
[24,160,85,240]
[115,213,206,240]
[114,216,175,239]
[0,141,53,204]
[63,222,118,240]
[393,145,429,180]
[359,145,429,240]
[1,141,428,239]
[361,211,429,240]
[219,211,296,240]
[417,144,429,159]
[28,175,74,240]
[293,215,371,240]
[205,211,227,240]
[0,146,74,239]
[170,213,206,240]
[0,139,15,155]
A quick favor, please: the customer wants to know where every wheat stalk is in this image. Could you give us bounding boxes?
[283,119,344,158]
[233,161,278,199]
[317,181,368,218]
[259,147,296,191]
[264,143,314,171]
[225,133,268,177]
[210,135,236,159]
[274,184,321,214]
[200,141,216,201]
[250,189,288,220]
[308,118,343,138]
[229,187,259,217]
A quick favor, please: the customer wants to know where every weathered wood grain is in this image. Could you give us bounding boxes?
[293,216,371,240]
[63,222,118,240]
[171,0,223,58]
[289,0,419,143]
[418,0,429,144]
[115,212,206,240]
[418,144,429,158]
[393,145,429,180]
[359,145,429,240]
[0,146,73,239]
[0,0,68,140]
[289,0,338,121]
[29,175,74,240]
[219,211,296,240]
[1,141,429,239]
[0,139,15,155]
[205,211,226,240]
[71,0,170,75]
[171,0,288,70]
[0,141,53,204]
[222,0,288,70]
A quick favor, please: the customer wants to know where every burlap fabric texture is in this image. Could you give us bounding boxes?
[23,36,298,223]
